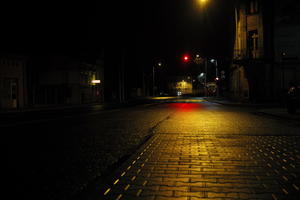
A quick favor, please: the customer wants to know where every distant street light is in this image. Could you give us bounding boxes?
[153,60,164,96]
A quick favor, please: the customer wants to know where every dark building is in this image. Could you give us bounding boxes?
[29,55,104,106]
[0,54,104,111]
[0,55,28,109]
[230,0,300,103]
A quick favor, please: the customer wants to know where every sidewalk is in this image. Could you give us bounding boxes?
[0,97,155,115]
[257,107,300,121]
[203,97,276,108]
[204,97,300,121]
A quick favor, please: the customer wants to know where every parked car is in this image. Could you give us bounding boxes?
[286,81,300,114]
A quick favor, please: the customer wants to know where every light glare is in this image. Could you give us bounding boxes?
[91,80,101,84]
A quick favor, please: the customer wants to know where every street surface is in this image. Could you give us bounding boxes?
[4,98,300,200]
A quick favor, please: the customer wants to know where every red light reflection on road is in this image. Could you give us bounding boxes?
[168,103,204,112]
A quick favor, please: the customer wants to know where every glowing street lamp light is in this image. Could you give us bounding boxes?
[195,0,209,9]
[197,0,209,6]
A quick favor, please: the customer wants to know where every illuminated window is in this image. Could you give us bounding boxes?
[247,0,259,14]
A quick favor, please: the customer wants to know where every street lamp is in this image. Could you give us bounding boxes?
[153,61,164,96]
[210,59,218,80]
[210,59,219,97]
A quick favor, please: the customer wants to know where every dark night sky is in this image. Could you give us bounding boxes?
[1,1,235,71]
[101,0,235,74]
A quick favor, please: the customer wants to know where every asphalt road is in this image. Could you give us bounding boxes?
[4,98,300,200]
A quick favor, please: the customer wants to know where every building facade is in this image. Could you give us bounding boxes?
[30,56,104,106]
[0,55,104,111]
[0,55,28,110]
[167,76,194,95]
[230,0,300,103]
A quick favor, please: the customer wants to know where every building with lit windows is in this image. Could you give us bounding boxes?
[230,0,300,103]
[167,76,194,95]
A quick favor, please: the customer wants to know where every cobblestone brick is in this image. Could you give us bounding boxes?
[100,103,300,200]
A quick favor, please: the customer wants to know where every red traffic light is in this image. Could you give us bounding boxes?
[182,54,190,62]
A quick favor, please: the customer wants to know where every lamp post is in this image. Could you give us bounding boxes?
[194,54,207,96]
[210,59,219,97]
[153,61,163,96]
[210,59,218,81]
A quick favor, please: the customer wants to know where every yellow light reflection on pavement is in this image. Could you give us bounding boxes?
[151,97,177,100]
[151,97,205,103]
[101,98,300,200]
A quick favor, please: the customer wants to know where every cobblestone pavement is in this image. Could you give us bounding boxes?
[100,101,300,200]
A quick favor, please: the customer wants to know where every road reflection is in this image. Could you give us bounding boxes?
[168,103,205,112]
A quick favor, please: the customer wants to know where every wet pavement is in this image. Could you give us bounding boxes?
[5,98,300,200]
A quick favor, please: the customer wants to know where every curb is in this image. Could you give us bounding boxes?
[0,99,156,115]
[204,99,258,108]
[256,111,300,122]
[204,98,279,108]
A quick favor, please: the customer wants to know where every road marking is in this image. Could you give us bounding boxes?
[293,184,299,191]
[143,180,148,186]
[282,188,288,195]
[121,172,126,177]
[124,184,130,191]
[104,188,111,195]
[272,194,278,200]
[116,194,122,200]
[131,176,136,181]
[267,163,272,168]
[282,176,288,181]
[137,189,143,196]
[114,179,119,185]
